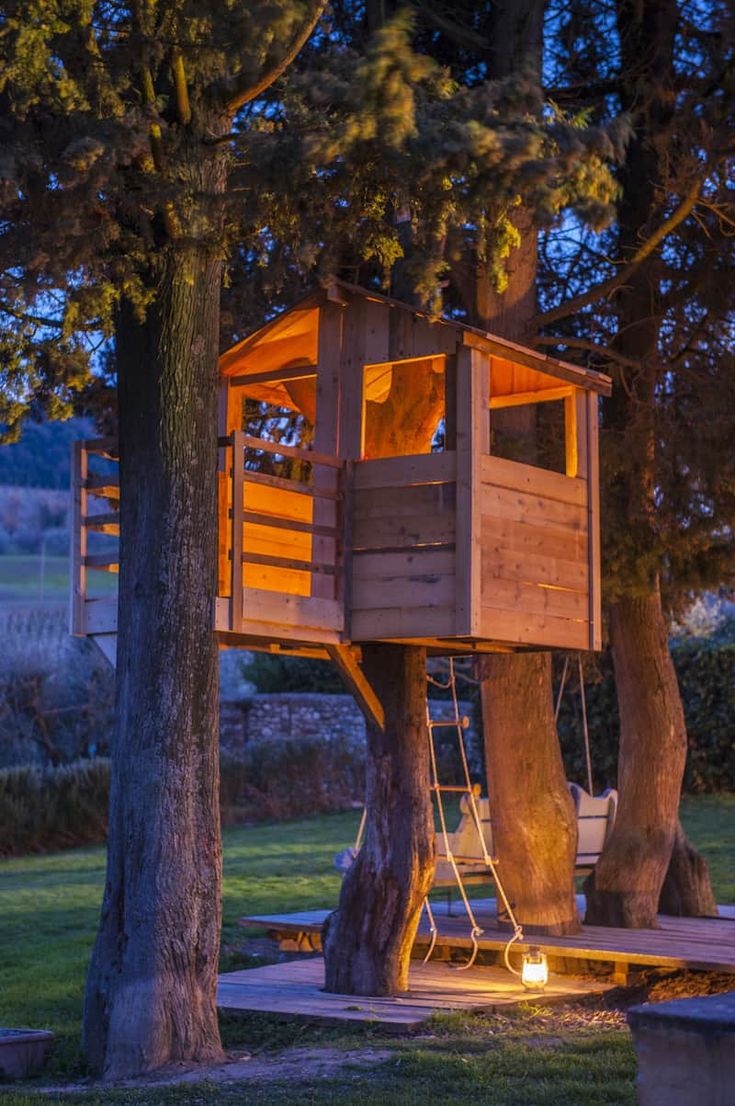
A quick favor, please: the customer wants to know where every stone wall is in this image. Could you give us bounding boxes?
[220,692,480,769]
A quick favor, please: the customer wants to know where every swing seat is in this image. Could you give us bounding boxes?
[431,783,619,888]
[433,792,495,887]
[568,782,618,874]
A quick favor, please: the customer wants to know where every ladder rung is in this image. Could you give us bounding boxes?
[429,716,470,730]
[436,854,499,865]
[430,784,474,794]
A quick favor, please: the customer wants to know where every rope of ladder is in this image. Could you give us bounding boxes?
[425,657,524,976]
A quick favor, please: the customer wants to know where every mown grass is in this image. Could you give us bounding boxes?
[0,556,116,608]
[0,796,732,1105]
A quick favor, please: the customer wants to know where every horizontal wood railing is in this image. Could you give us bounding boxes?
[224,430,344,634]
[70,440,121,635]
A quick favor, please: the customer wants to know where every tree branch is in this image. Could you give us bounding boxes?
[0,303,65,329]
[171,48,192,126]
[224,0,327,115]
[535,178,702,328]
[411,3,490,54]
[533,335,642,372]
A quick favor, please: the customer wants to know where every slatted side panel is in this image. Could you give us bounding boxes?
[218,471,323,598]
[72,440,120,637]
[479,454,590,649]
[242,479,315,596]
[220,434,345,643]
[349,454,457,640]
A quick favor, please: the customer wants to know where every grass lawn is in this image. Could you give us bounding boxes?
[0,796,732,1105]
[0,555,116,609]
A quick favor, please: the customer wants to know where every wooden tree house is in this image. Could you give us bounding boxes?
[71,282,611,693]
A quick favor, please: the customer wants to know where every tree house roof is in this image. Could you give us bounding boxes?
[219,281,613,406]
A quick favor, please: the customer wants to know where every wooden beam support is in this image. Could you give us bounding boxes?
[586,391,602,650]
[229,365,317,389]
[231,429,245,633]
[455,346,489,638]
[326,643,386,732]
[491,385,573,410]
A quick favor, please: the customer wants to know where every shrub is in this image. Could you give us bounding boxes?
[0,608,114,768]
[0,758,110,856]
[1,733,365,856]
[220,734,365,823]
[555,635,735,794]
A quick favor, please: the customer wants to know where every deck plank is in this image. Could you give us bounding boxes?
[217,958,611,1027]
[238,898,735,975]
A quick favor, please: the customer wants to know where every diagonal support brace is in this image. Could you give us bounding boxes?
[326,644,385,732]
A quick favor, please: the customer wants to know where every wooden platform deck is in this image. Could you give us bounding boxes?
[239,898,735,977]
[217,957,612,1028]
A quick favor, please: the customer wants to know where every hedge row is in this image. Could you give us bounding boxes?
[1,634,732,857]
[556,637,735,793]
[0,733,368,858]
[0,758,110,856]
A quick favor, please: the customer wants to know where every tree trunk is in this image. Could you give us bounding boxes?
[323,644,434,994]
[471,0,579,939]
[659,821,718,917]
[585,589,693,927]
[481,653,580,935]
[587,0,716,927]
[83,229,225,1076]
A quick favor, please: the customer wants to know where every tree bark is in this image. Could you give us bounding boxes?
[470,0,579,938]
[660,821,718,917]
[83,181,226,1074]
[586,0,716,927]
[584,589,704,927]
[323,644,435,994]
[481,653,580,935]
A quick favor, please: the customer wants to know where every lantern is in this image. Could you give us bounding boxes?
[521,946,549,990]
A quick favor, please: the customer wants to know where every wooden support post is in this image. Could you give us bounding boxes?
[443,353,457,451]
[338,296,367,458]
[586,390,602,650]
[326,643,385,732]
[230,430,245,633]
[313,303,344,604]
[70,440,87,635]
[455,347,489,637]
[564,389,580,478]
[565,388,601,649]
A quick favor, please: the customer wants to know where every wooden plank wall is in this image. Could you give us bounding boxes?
[349,453,457,640]
[479,454,591,649]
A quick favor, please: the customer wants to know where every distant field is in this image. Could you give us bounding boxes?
[0,554,116,609]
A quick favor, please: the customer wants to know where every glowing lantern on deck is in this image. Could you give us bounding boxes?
[521,947,549,990]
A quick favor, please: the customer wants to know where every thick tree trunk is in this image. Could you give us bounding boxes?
[585,589,699,927]
[83,229,225,1076]
[323,644,434,994]
[587,0,716,929]
[481,653,580,935]
[472,0,579,938]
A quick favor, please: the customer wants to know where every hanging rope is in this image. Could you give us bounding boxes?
[578,655,594,796]
[554,654,570,723]
[353,805,367,853]
[555,653,594,796]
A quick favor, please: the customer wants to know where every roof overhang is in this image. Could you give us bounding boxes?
[219,282,612,401]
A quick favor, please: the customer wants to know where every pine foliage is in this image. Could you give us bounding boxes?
[0,0,625,436]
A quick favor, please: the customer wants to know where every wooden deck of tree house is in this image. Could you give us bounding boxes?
[70,282,611,663]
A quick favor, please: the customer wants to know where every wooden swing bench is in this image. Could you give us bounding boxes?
[433,782,618,889]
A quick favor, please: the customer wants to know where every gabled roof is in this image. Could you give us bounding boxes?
[219,280,612,398]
